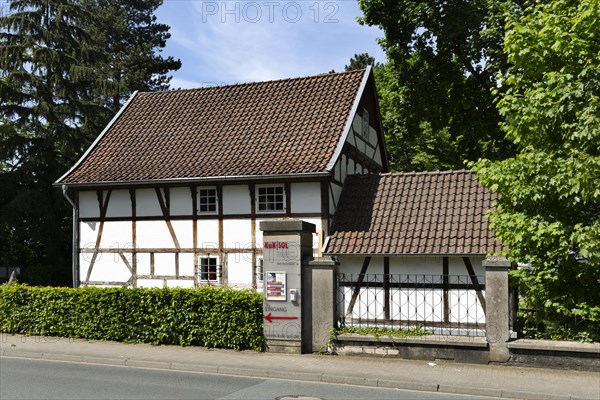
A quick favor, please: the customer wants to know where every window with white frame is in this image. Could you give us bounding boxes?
[361,109,370,140]
[257,185,285,212]
[198,187,217,213]
[199,257,218,282]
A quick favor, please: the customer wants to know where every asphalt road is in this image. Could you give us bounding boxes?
[0,357,501,400]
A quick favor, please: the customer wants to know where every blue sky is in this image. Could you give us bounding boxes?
[155,0,386,88]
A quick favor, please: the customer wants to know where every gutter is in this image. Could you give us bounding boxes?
[56,171,331,190]
[62,185,79,288]
[323,252,489,257]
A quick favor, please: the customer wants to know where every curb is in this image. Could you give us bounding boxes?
[1,350,597,400]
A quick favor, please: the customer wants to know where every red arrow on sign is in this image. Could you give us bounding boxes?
[265,312,299,323]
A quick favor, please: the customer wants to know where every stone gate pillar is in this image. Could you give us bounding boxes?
[484,256,512,362]
[303,257,339,353]
[260,219,315,354]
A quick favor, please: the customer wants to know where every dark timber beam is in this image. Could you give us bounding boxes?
[345,256,371,318]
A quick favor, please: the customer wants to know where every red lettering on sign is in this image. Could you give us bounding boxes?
[264,241,289,249]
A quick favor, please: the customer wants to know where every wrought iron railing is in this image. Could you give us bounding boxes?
[337,273,487,336]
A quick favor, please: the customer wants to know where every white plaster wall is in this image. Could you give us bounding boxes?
[290,182,320,213]
[256,218,322,251]
[334,159,342,182]
[166,279,195,288]
[154,253,176,276]
[197,220,219,249]
[222,185,250,214]
[223,219,252,249]
[330,182,343,214]
[79,191,99,218]
[136,220,177,248]
[352,114,361,137]
[340,155,347,181]
[227,253,253,288]
[79,222,99,249]
[368,125,378,148]
[105,190,131,218]
[136,188,162,217]
[136,253,151,275]
[355,134,367,155]
[179,253,195,276]
[98,221,132,249]
[255,219,267,249]
[337,255,486,325]
[338,256,485,277]
[373,146,383,166]
[348,159,355,176]
[171,220,194,248]
[450,290,485,324]
[137,279,164,288]
[170,187,193,216]
[85,253,131,282]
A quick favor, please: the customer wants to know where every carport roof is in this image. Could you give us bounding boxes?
[325,170,503,256]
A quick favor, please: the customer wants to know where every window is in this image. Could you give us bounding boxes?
[199,257,218,282]
[257,185,285,212]
[361,109,370,140]
[198,187,217,213]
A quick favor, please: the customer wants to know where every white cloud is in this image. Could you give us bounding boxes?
[156,1,386,86]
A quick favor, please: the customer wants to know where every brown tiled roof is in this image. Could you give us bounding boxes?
[58,70,367,184]
[326,171,502,255]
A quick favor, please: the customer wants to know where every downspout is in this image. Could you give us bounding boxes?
[62,185,79,288]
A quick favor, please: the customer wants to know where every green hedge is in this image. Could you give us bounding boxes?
[0,285,265,351]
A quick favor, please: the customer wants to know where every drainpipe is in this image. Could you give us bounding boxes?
[62,185,79,288]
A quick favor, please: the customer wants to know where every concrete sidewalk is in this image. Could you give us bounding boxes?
[1,334,598,400]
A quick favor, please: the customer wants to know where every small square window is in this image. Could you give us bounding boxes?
[199,257,218,282]
[257,185,285,213]
[198,187,217,213]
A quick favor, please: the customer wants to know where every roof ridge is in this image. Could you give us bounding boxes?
[380,169,473,177]
[138,69,367,95]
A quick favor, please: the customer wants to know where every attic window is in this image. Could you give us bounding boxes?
[257,185,285,213]
[361,109,370,140]
[198,187,217,213]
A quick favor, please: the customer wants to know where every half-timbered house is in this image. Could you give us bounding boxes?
[55,68,388,289]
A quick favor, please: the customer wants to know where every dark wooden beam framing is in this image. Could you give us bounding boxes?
[443,257,450,323]
[80,247,260,254]
[342,143,383,173]
[320,180,330,239]
[345,256,371,317]
[129,189,137,287]
[284,182,291,216]
[191,186,198,287]
[79,212,323,223]
[249,184,257,289]
[155,187,180,249]
[463,257,487,313]
[383,256,390,320]
[217,184,224,283]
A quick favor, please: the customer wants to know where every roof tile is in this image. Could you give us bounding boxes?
[59,70,366,184]
[326,171,503,255]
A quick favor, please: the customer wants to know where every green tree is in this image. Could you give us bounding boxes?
[472,0,600,341]
[344,53,379,71]
[0,0,180,285]
[359,0,516,171]
[87,0,181,111]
